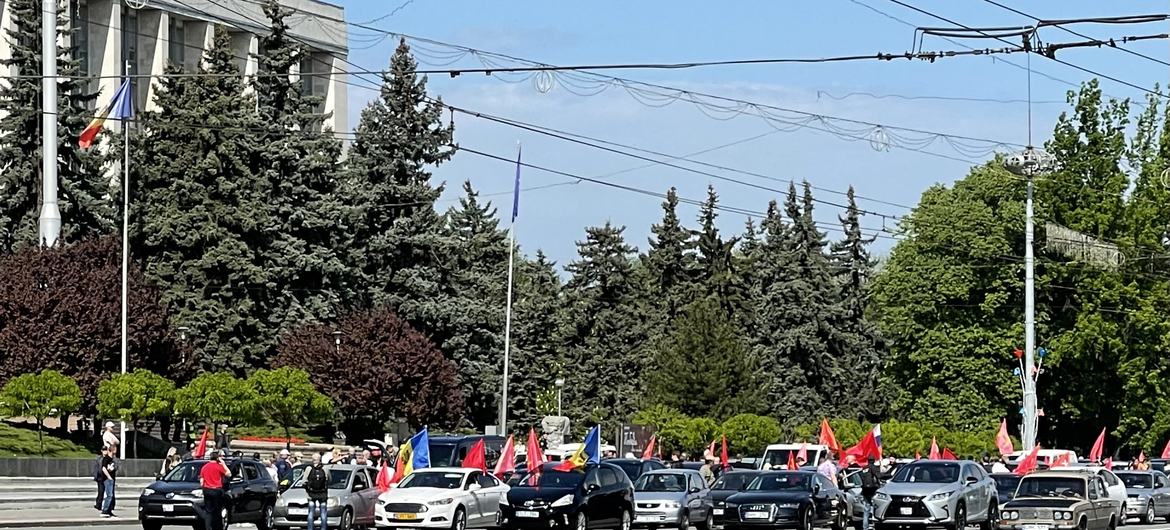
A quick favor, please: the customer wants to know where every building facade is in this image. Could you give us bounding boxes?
[0,0,348,132]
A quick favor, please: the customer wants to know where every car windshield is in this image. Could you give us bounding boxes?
[613,461,642,481]
[292,469,351,490]
[515,469,585,489]
[713,473,757,491]
[429,444,457,467]
[992,475,1021,493]
[399,472,464,489]
[762,450,799,469]
[635,474,686,492]
[891,463,960,484]
[1017,477,1086,498]
[1118,473,1154,489]
[163,462,207,482]
[748,473,811,492]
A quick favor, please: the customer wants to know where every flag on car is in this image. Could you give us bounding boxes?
[786,451,798,470]
[390,427,431,483]
[193,425,210,459]
[795,442,808,465]
[376,461,392,492]
[494,435,516,477]
[1050,452,1072,469]
[1162,439,1170,460]
[642,435,656,461]
[1088,427,1107,463]
[720,435,730,470]
[79,78,133,148]
[873,424,883,455]
[929,437,941,460]
[844,426,882,462]
[995,419,1014,456]
[462,438,488,473]
[941,448,957,460]
[1014,445,1041,476]
[555,426,601,471]
[818,419,841,454]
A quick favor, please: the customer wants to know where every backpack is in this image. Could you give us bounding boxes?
[305,466,328,493]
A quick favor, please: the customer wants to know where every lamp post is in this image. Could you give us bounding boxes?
[1004,146,1056,451]
[555,378,565,417]
[332,330,343,356]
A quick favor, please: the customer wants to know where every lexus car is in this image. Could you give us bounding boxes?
[632,469,713,530]
[872,460,998,530]
[274,464,380,530]
[719,470,847,530]
[138,457,278,530]
[374,467,509,530]
[499,462,634,530]
[1115,470,1170,524]
[1000,471,1119,530]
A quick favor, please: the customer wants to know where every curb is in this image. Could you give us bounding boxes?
[0,518,128,528]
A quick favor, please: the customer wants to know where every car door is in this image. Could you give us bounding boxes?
[600,467,623,526]
[348,468,372,525]
[1155,473,1170,514]
[968,464,993,518]
[583,468,605,528]
[1088,477,1109,529]
[477,473,505,523]
[465,471,486,525]
[242,463,272,519]
[227,463,254,520]
[693,473,712,519]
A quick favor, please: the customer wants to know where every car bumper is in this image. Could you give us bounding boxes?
[138,497,203,522]
[719,507,806,528]
[1126,502,1148,516]
[633,507,683,526]
[375,504,461,529]
[1000,522,1080,530]
[498,504,578,529]
[874,497,959,525]
[274,505,347,527]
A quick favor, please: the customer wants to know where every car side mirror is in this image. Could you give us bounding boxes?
[587,483,600,492]
[468,483,481,491]
[965,477,978,485]
[813,484,821,494]
[354,483,366,492]
[690,487,701,494]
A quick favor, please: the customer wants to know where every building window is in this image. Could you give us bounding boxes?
[168,17,185,68]
[121,10,137,75]
[300,54,328,117]
[70,0,90,77]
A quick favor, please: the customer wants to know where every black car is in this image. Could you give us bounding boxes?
[138,458,279,530]
[500,462,635,530]
[712,471,763,511]
[720,471,847,530]
[429,435,507,468]
[606,458,667,483]
[991,473,1021,506]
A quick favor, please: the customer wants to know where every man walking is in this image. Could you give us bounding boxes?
[199,450,231,530]
[93,446,107,511]
[99,445,118,517]
[305,454,330,530]
[102,422,119,453]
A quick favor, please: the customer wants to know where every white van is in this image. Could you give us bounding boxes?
[758,444,830,469]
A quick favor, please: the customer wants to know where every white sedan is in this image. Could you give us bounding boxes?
[375,467,509,530]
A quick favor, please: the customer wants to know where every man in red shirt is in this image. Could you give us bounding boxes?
[199,451,232,530]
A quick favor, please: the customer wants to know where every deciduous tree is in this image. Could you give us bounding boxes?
[97,370,176,457]
[174,372,258,427]
[248,367,333,449]
[0,370,81,454]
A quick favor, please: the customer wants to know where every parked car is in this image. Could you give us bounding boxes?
[872,460,998,530]
[718,470,846,530]
[1000,471,1119,530]
[1056,466,1128,524]
[429,436,507,469]
[1150,459,1169,473]
[991,473,1022,506]
[279,463,310,493]
[712,471,763,513]
[632,469,713,530]
[274,464,379,530]
[138,457,279,530]
[838,467,867,530]
[499,462,634,530]
[1115,470,1170,523]
[374,467,509,530]
[607,458,667,483]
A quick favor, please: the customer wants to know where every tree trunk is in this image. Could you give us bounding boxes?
[132,419,139,459]
[284,424,292,451]
[36,418,43,455]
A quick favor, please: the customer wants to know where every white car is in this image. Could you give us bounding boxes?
[375,467,509,530]
[1054,466,1129,524]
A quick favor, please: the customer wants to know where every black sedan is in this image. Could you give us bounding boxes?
[712,471,763,514]
[138,458,278,530]
[721,471,847,530]
[500,462,634,530]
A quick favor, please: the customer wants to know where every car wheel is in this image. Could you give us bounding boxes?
[340,508,354,530]
[832,507,847,530]
[946,503,965,530]
[980,501,999,530]
[621,509,632,530]
[258,503,276,530]
[697,510,714,530]
[677,511,689,530]
[1107,515,1117,530]
[801,507,813,530]
[1118,504,1126,527]
[450,507,465,530]
[576,512,588,530]
[1142,502,1155,524]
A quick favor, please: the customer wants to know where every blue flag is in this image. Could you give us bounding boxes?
[511,146,521,222]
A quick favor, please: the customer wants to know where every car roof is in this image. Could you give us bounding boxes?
[1024,471,1091,480]
[1114,470,1156,475]
[990,473,1021,478]
[764,444,829,450]
[759,470,817,476]
[643,468,700,476]
[325,464,373,471]
[901,459,972,465]
[409,467,478,474]
[722,470,762,475]
[429,435,505,443]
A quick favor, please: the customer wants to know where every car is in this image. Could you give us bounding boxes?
[374,467,509,530]
[499,462,634,530]
[279,463,310,493]
[273,464,380,530]
[758,445,831,470]
[607,458,667,483]
[138,457,279,530]
[1150,460,1169,473]
[1055,467,1128,525]
[991,474,1022,506]
[712,471,763,515]
[838,467,868,530]
[1114,470,1170,523]
[429,436,507,468]
[632,469,714,530]
[1000,471,1120,530]
[719,470,847,530]
[872,460,998,530]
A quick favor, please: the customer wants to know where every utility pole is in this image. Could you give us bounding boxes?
[39,0,60,247]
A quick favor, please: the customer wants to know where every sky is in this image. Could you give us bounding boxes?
[331,0,1170,269]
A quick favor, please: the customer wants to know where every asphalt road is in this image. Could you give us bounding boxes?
[23,525,1170,530]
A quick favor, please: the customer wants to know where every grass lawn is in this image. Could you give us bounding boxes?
[0,423,93,458]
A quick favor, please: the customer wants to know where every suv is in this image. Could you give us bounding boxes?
[429,435,506,468]
[500,462,635,530]
[607,458,666,483]
[138,458,278,530]
[873,460,998,530]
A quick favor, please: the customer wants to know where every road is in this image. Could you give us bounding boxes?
[18,525,1170,530]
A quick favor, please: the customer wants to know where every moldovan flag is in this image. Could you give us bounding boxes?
[819,419,841,454]
[461,438,487,473]
[79,78,133,148]
[376,461,392,492]
[1089,427,1107,463]
[995,419,1014,456]
[493,435,516,477]
[929,437,941,460]
[555,426,600,471]
[1014,445,1041,476]
[642,435,656,461]
[390,427,431,483]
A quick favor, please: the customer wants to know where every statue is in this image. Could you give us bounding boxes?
[541,416,570,449]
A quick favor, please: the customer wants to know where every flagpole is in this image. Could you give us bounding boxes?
[118,64,131,461]
[499,142,520,435]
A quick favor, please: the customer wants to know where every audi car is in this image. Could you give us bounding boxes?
[719,470,847,530]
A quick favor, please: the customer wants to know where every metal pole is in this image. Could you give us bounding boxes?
[499,224,516,434]
[1022,175,1037,451]
[119,61,131,461]
[39,0,61,247]
[557,387,562,417]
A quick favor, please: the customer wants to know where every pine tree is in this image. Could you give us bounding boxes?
[642,187,697,323]
[0,0,114,253]
[694,185,749,324]
[129,27,271,372]
[562,223,648,434]
[252,0,348,327]
[444,181,508,427]
[510,250,566,429]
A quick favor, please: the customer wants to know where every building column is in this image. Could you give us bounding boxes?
[228,31,257,94]
[184,19,213,70]
[322,53,347,136]
[136,9,167,112]
[88,0,122,128]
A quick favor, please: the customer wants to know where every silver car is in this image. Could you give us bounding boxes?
[633,469,714,530]
[273,464,381,529]
[1116,470,1170,523]
[873,460,998,530]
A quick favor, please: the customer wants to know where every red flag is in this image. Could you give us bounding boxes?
[819,419,842,453]
[995,419,1014,456]
[786,451,798,470]
[1089,428,1107,462]
[795,442,808,465]
[390,450,408,484]
[526,428,545,478]
[1161,439,1170,460]
[194,426,210,459]
[941,448,957,460]
[493,435,516,477]
[708,438,717,459]
[915,451,921,460]
[844,429,881,462]
[720,435,730,470]
[1104,457,1114,470]
[1015,445,1042,476]
[929,437,941,460]
[1050,452,1072,469]
[642,435,656,461]
[376,461,392,492]
[462,439,488,473]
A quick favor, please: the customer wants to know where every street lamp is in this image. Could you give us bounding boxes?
[1004,146,1056,452]
[555,378,565,417]
[332,330,344,356]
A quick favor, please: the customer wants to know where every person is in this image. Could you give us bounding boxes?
[980,452,993,472]
[817,455,839,486]
[851,455,880,530]
[991,456,1010,474]
[355,450,372,467]
[699,455,716,486]
[304,453,329,530]
[321,447,335,464]
[160,447,181,477]
[866,457,882,487]
[215,424,231,451]
[99,445,118,517]
[93,446,109,511]
[182,441,196,461]
[1135,454,1151,471]
[343,447,356,464]
[102,422,119,452]
[276,449,292,481]
[199,450,231,530]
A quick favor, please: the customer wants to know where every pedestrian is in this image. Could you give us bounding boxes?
[159,447,181,477]
[699,454,716,486]
[1135,453,1151,471]
[199,450,231,530]
[276,449,292,481]
[182,441,196,461]
[321,446,335,464]
[263,456,278,481]
[304,453,330,530]
[991,456,1010,474]
[344,446,356,464]
[215,424,231,451]
[99,445,118,517]
[817,454,839,487]
[355,450,371,467]
[102,422,119,452]
[93,446,107,511]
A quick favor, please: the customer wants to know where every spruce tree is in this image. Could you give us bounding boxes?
[694,185,750,324]
[129,27,271,372]
[252,0,348,327]
[562,223,647,434]
[642,187,697,323]
[510,250,566,429]
[0,0,114,253]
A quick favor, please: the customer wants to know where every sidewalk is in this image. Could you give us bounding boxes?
[0,506,132,527]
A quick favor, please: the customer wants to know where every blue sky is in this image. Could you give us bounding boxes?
[333,0,1169,269]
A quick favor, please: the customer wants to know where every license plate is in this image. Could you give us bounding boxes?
[288,508,307,516]
[162,504,174,513]
[744,512,770,519]
[713,509,724,516]
[516,510,540,518]
[636,515,658,522]
[1023,525,1048,530]
[900,507,913,515]
[393,513,419,520]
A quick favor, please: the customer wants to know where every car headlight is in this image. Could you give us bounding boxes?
[874,492,890,501]
[142,488,156,496]
[725,503,739,509]
[190,489,203,499]
[927,491,954,501]
[327,497,340,508]
[716,501,726,508]
[777,503,798,509]
[1005,511,1019,520]
[552,494,573,508]
[428,498,455,507]
[663,501,681,509]
[1061,511,1075,521]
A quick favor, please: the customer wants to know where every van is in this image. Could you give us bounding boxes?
[428,435,506,468]
[757,444,830,469]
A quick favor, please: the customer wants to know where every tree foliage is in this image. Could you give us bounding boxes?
[248,367,333,448]
[174,372,258,426]
[97,370,176,457]
[722,414,782,457]
[0,370,82,454]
